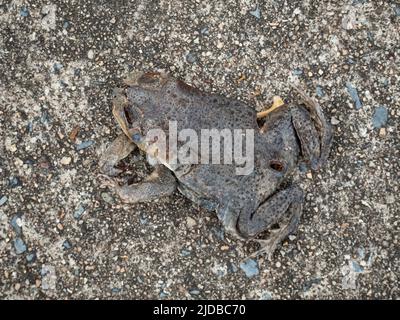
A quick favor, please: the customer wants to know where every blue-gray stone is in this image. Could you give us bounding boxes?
[200,27,209,35]
[186,52,197,64]
[189,289,200,295]
[139,216,148,225]
[26,121,33,134]
[357,247,365,259]
[10,214,23,235]
[112,288,121,293]
[372,106,388,128]
[40,111,50,125]
[52,63,63,73]
[63,240,72,249]
[227,262,238,273]
[76,140,94,150]
[347,58,356,64]
[250,6,261,19]
[9,176,22,188]
[0,196,8,206]
[14,238,27,254]
[292,68,303,76]
[159,291,168,298]
[26,252,36,262]
[298,162,308,173]
[240,259,259,278]
[63,21,70,29]
[73,204,85,219]
[20,7,29,17]
[180,249,191,257]
[211,227,225,241]
[132,133,141,142]
[346,82,362,109]
[351,260,364,273]
[316,86,325,97]
[137,276,144,284]
[260,290,273,300]
[395,5,400,16]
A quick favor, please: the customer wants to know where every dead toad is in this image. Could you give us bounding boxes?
[99,72,332,258]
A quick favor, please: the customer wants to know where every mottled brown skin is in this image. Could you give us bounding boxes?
[99,72,332,257]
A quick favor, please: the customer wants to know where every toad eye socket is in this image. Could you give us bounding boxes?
[269,160,286,172]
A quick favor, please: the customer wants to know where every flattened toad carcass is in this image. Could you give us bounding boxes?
[99,72,332,258]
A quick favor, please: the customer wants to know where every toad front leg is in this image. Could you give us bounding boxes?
[101,164,177,203]
[233,186,304,259]
[291,86,333,170]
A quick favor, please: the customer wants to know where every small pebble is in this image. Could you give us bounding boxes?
[52,62,63,73]
[139,215,148,225]
[10,214,23,235]
[26,252,37,263]
[20,7,29,17]
[76,140,94,151]
[9,176,22,188]
[0,196,8,206]
[351,260,364,273]
[186,216,197,228]
[379,127,386,138]
[63,240,72,250]
[306,172,313,179]
[200,26,209,35]
[180,249,191,257]
[101,192,113,204]
[14,238,27,254]
[346,82,362,109]
[292,68,303,76]
[239,259,259,278]
[73,204,86,219]
[331,117,340,125]
[189,289,200,296]
[394,5,400,16]
[316,86,325,97]
[372,106,388,128]
[186,52,197,64]
[58,156,72,166]
[249,5,261,19]
[87,49,94,59]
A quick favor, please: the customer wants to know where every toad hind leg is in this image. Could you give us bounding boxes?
[99,133,137,176]
[238,186,304,259]
[101,165,177,203]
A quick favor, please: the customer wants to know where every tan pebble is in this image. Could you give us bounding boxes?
[186,217,197,228]
[220,245,229,251]
[15,283,21,290]
[306,172,313,179]
[57,223,64,231]
[379,127,386,137]
[60,156,72,165]
[36,279,41,287]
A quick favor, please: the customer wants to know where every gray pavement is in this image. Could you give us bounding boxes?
[0,0,399,299]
